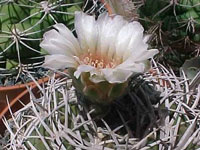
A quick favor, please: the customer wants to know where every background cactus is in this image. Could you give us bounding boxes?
[138,0,200,71]
[0,0,82,85]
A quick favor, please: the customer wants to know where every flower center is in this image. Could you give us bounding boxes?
[79,52,118,69]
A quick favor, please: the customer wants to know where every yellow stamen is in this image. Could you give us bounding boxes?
[79,52,118,69]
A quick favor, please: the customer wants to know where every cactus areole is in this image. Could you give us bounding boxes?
[40,11,158,104]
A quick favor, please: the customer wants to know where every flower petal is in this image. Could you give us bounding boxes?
[53,23,81,55]
[125,48,158,64]
[75,11,97,54]
[74,64,95,79]
[115,21,144,61]
[102,60,148,83]
[143,34,151,43]
[40,25,80,56]
[101,68,133,83]
[116,59,145,72]
[134,49,159,62]
[97,13,127,58]
[43,54,77,69]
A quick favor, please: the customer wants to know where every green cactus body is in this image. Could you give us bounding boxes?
[0,1,42,64]
[30,7,55,36]
[0,0,82,70]
[179,9,199,19]
[0,2,29,24]
[176,1,200,42]
[139,0,200,70]
[179,0,200,12]
[140,0,200,42]
[0,22,41,62]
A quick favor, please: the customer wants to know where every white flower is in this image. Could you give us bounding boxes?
[40,11,158,84]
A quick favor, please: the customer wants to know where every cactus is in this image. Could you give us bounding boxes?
[3,72,161,149]
[1,1,200,149]
[3,63,200,149]
[139,0,200,43]
[0,0,82,84]
[138,0,200,69]
[176,0,200,41]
